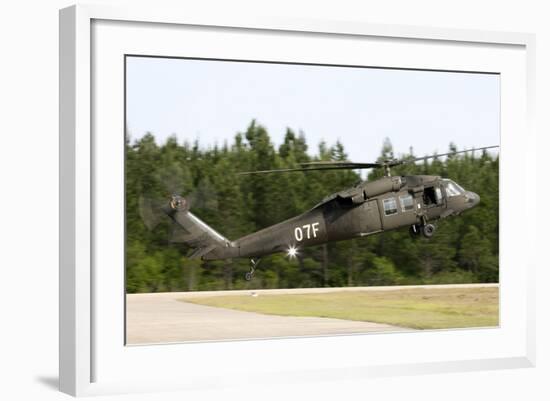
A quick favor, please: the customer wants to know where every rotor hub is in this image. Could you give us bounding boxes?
[170,195,187,210]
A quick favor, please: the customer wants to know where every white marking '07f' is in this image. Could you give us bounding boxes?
[294,222,320,242]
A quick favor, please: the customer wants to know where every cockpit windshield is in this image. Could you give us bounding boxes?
[443,179,464,197]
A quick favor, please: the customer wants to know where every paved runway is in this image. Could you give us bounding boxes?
[126,290,410,344]
[126,284,496,344]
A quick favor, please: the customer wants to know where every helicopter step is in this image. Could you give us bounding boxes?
[245,258,261,281]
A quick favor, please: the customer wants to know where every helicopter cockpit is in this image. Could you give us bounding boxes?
[441,179,465,198]
[422,179,465,207]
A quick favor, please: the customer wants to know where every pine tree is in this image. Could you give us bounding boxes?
[125,123,499,292]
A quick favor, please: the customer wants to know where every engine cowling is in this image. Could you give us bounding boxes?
[363,176,404,198]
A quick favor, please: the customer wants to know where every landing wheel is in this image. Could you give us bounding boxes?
[245,272,254,281]
[422,223,436,238]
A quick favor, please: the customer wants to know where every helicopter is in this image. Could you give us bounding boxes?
[140,145,498,281]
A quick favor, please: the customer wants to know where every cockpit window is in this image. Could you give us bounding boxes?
[443,179,463,197]
[435,187,443,203]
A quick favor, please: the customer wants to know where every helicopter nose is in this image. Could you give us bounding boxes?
[467,191,480,207]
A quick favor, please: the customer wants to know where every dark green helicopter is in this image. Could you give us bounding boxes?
[140,146,497,280]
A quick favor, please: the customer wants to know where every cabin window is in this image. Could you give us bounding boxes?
[383,198,398,216]
[399,194,414,212]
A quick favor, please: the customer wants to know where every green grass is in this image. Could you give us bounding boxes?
[182,287,499,330]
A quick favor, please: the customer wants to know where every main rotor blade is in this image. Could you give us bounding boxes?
[237,164,376,175]
[299,161,381,169]
[390,145,500,167]
[237,145,499,175]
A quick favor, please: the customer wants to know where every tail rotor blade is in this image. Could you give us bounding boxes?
[138,195,169,231]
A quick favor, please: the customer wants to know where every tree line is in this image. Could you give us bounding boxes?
[126,121,499,293]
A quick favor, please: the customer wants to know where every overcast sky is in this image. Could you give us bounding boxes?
[126,56,499,164]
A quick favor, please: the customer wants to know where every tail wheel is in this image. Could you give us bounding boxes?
[422,223,436,238]
[245,258,261,281]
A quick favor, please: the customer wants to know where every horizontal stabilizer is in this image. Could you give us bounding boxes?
[187,245,217,259]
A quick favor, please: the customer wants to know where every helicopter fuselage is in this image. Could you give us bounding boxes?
[201,174,480,261]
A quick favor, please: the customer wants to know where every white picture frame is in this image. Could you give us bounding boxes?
[59,4,536,397]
